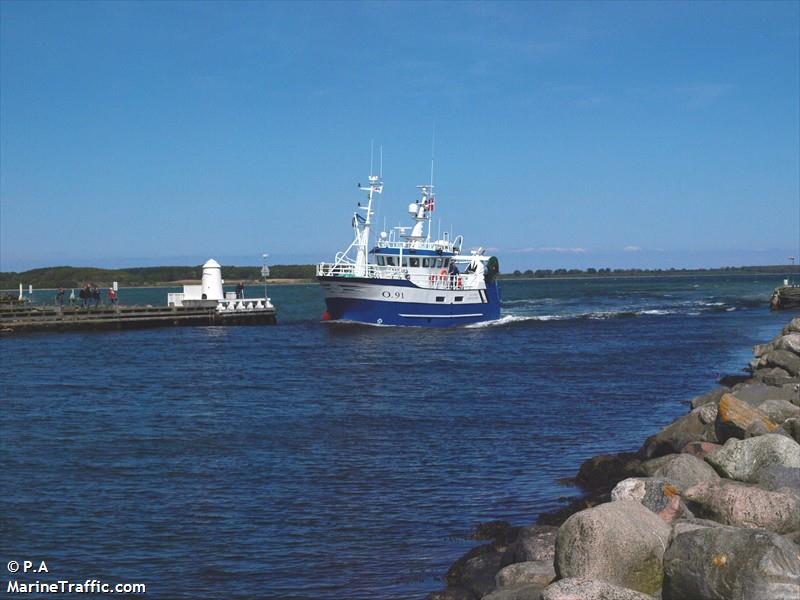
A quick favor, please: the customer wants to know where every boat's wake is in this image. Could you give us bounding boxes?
[321,293,763,330]
[465,296,762,329]
[465,314,561,328]
[465,311,639,328]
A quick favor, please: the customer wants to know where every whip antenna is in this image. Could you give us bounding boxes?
[430,123,436,188]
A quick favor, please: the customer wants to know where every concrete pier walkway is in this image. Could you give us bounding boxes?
[0,303,277,334]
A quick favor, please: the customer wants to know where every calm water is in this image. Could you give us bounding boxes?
[1,275,796,599]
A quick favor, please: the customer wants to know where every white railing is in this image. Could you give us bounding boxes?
[407,272,483,291]
[317,262,407,279]
[215,297,273,312]
[317,262,483,290]
[168,292,273,311]
[374,240,456,252]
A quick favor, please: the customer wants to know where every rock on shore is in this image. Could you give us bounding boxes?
[663,526,800,599]
[683,480,800,533]
[554,500,669,594]
[429,317,800,600]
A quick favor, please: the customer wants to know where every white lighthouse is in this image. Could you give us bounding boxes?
[201,259,224,300]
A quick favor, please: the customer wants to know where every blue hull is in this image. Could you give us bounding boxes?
[322,282,501,327]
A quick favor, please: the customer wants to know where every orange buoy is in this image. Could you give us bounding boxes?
[322,311,331,321]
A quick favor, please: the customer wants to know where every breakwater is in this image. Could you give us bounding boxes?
[430,317,800,600]
[771,285,800,310]
[0,302,276,334]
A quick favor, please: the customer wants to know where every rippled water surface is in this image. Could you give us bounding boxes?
[1,275,795,598]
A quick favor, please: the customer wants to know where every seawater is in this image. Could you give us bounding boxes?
[1,275,795,599]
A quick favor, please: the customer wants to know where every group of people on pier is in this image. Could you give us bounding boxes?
[55,284,118,308]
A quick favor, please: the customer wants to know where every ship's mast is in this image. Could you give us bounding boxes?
[429,125,435,241]
[354,148,383,276]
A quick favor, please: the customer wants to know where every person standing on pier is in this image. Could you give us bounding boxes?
[91,284,101,307]
[107,287,117,306]
[236,281,245,299]
[55,287,65,307]
[79,285,88,308]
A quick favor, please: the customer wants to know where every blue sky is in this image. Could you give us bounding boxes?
[1,0,798,272]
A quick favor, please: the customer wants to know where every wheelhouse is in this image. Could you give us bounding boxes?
[371,247,455,270]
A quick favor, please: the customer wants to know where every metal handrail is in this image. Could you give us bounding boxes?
[374,240,455,251]
[316,262,483,290]
[317,262,405,279]
[407,273,482,290]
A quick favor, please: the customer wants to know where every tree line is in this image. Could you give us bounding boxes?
[0,265,318,289]
[501,265,798,279]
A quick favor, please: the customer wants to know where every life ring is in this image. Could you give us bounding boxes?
[439,268,448,281]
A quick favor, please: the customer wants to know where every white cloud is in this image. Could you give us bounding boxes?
[512,246,587,254]
[676,83,733,109]
[623,245,641,252]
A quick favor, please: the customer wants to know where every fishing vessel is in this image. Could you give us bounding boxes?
[316,172,501,327]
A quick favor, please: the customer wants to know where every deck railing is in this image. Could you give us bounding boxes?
[317,262,405,279]
[317,262,483,290]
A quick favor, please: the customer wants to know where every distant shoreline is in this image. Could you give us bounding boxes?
[501,270,795,282]
[141,278,313,287]
[1,264,796,292]
[0,279,314,293]
[3,271,795,294]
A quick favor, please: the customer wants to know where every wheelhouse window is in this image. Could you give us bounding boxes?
[409,257,420,268]
[435,258,443,268]
[422,258,431,268]
[401,257,409,267]
[376,256,385,266]
[385,256,396,266]
[443,258,450,267]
